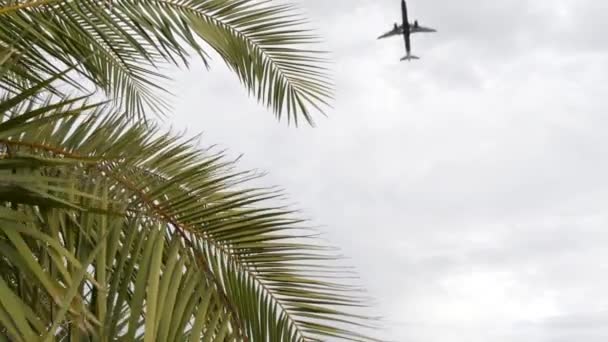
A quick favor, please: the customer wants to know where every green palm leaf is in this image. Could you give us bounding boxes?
[0,83,378,340]
[0,0,332,124]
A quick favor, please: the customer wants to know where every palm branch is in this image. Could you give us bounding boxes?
[0,0,332,125]
[0,79,379,341]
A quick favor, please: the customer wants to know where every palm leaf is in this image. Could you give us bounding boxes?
[0,0,333,124]
[0,83,378,341]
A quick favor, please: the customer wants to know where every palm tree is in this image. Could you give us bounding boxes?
[0,1,378,341]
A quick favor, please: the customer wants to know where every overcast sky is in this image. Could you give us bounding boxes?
[166,0,608,340]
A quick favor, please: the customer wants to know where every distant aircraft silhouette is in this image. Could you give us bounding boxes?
[377,0,436,61]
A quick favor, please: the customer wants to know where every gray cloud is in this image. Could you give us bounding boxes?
[166,0,608,340]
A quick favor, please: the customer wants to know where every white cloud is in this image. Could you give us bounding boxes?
[165,0,608,340]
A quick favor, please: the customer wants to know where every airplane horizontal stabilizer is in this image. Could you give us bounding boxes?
[400,55,420,61]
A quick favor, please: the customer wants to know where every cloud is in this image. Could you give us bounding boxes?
[165,0,608,340]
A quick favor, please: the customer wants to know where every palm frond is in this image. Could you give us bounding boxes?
[0,83,378,341]
[0,0,332,124]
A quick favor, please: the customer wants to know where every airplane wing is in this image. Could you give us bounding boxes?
[377,26,402,39]
[401,0,411,54]
[411,25,437,33]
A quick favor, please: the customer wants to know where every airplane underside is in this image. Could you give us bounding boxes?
[378,0,435,61]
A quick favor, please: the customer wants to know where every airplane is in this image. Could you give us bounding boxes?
[377,0,436,61]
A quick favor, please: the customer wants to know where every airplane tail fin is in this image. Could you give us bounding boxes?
[400,55,420,61]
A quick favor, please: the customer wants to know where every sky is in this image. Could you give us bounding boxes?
[165,0,608,340]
